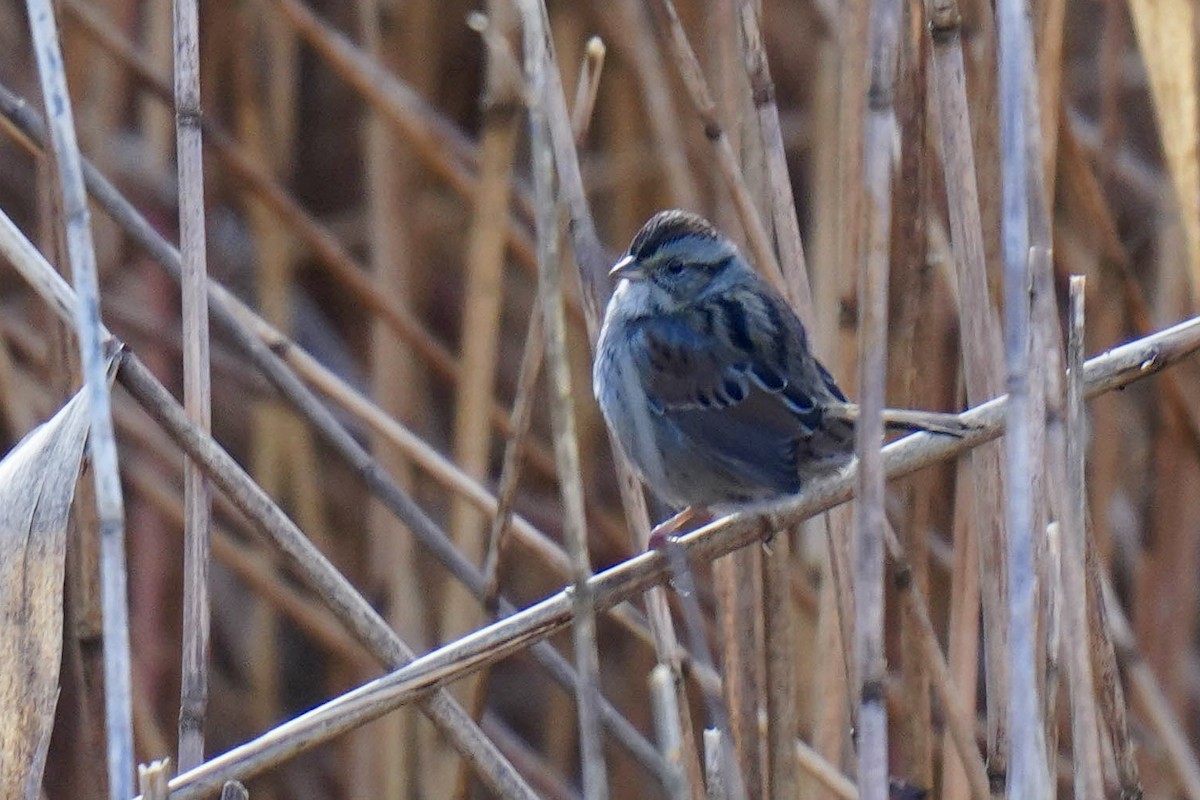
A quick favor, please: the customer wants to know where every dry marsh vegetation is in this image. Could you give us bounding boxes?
[1,0,1200,798]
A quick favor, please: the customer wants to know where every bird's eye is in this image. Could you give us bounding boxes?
[664,260,685,276]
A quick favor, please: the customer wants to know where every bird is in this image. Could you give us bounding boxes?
[593,209,967,514]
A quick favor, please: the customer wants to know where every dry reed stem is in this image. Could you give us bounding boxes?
[794,738,857,800]
[822,0,871,756]
[882,526,991,800]
[736,0,814,320]
[602,0,701,209]
[137,758,171,800]
[713,545,762,799]
[1022,5,1064,776]
[733,5,810,796]
[662,538,748,800]
[889,8,938,788]
[854,0,901,793]
[997,0,1046,792]
[1041,522,1063,799]
[128,313,1200,798]
[353,0,422,786]
[444,5,523,647]
[925,4,1010,793]
[651,0,787,299]
[1081,524,1142,797]
[525,6,609,793]
[264,0,571,298]
[705,728,731,800]
[482,301,545,600]
[172,0,213,771]
[650,664,692,800]
[571,37,606,142]
[762,532,795,800]
[1061,276,1105,798]
[23,2,134,796]
[122,458,374,672]
[219,782,248,800]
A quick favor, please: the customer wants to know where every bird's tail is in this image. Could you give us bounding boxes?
[824,402,972,437]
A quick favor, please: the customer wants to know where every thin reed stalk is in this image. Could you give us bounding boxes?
[23,3,133,797]
[1081,515,1142,796]
[662,542,748,800]
[524,4,609,794]
[650,665,691,800]
[443,3,522,652]
[651,0,787,297]
[733,5,814,796]
[603,0,700,209]
[1062,276,1104,798]
[854,0,902,793]
[172,0,213,771]
[925,3,1010,793]
[736,0,813,319]
[996,0,1047,792]
[882,526,991,800]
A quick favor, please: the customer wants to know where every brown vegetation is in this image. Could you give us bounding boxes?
[2,0,1200,798]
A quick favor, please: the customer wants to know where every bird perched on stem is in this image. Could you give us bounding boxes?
[593,209,966,515]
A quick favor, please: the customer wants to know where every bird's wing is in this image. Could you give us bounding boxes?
[626,287,841,428]
[624,289,852,494]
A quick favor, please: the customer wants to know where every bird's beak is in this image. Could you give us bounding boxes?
[609,254,644,281]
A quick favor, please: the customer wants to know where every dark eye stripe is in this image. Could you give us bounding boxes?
[716,297,754,353]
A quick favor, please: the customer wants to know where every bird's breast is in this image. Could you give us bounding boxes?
[594,320,669,489]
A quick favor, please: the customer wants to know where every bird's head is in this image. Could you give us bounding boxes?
[609,210,746,313]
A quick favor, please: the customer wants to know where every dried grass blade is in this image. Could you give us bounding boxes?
[0,368,102,798]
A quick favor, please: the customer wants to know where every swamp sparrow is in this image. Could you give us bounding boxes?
[593,209,964,511]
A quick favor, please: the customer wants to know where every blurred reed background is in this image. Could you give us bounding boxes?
[2,0,1200,798]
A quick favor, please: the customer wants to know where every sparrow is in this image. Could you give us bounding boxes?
[593,209,964,511]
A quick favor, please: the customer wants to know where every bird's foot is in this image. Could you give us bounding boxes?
[647,505,712,550]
